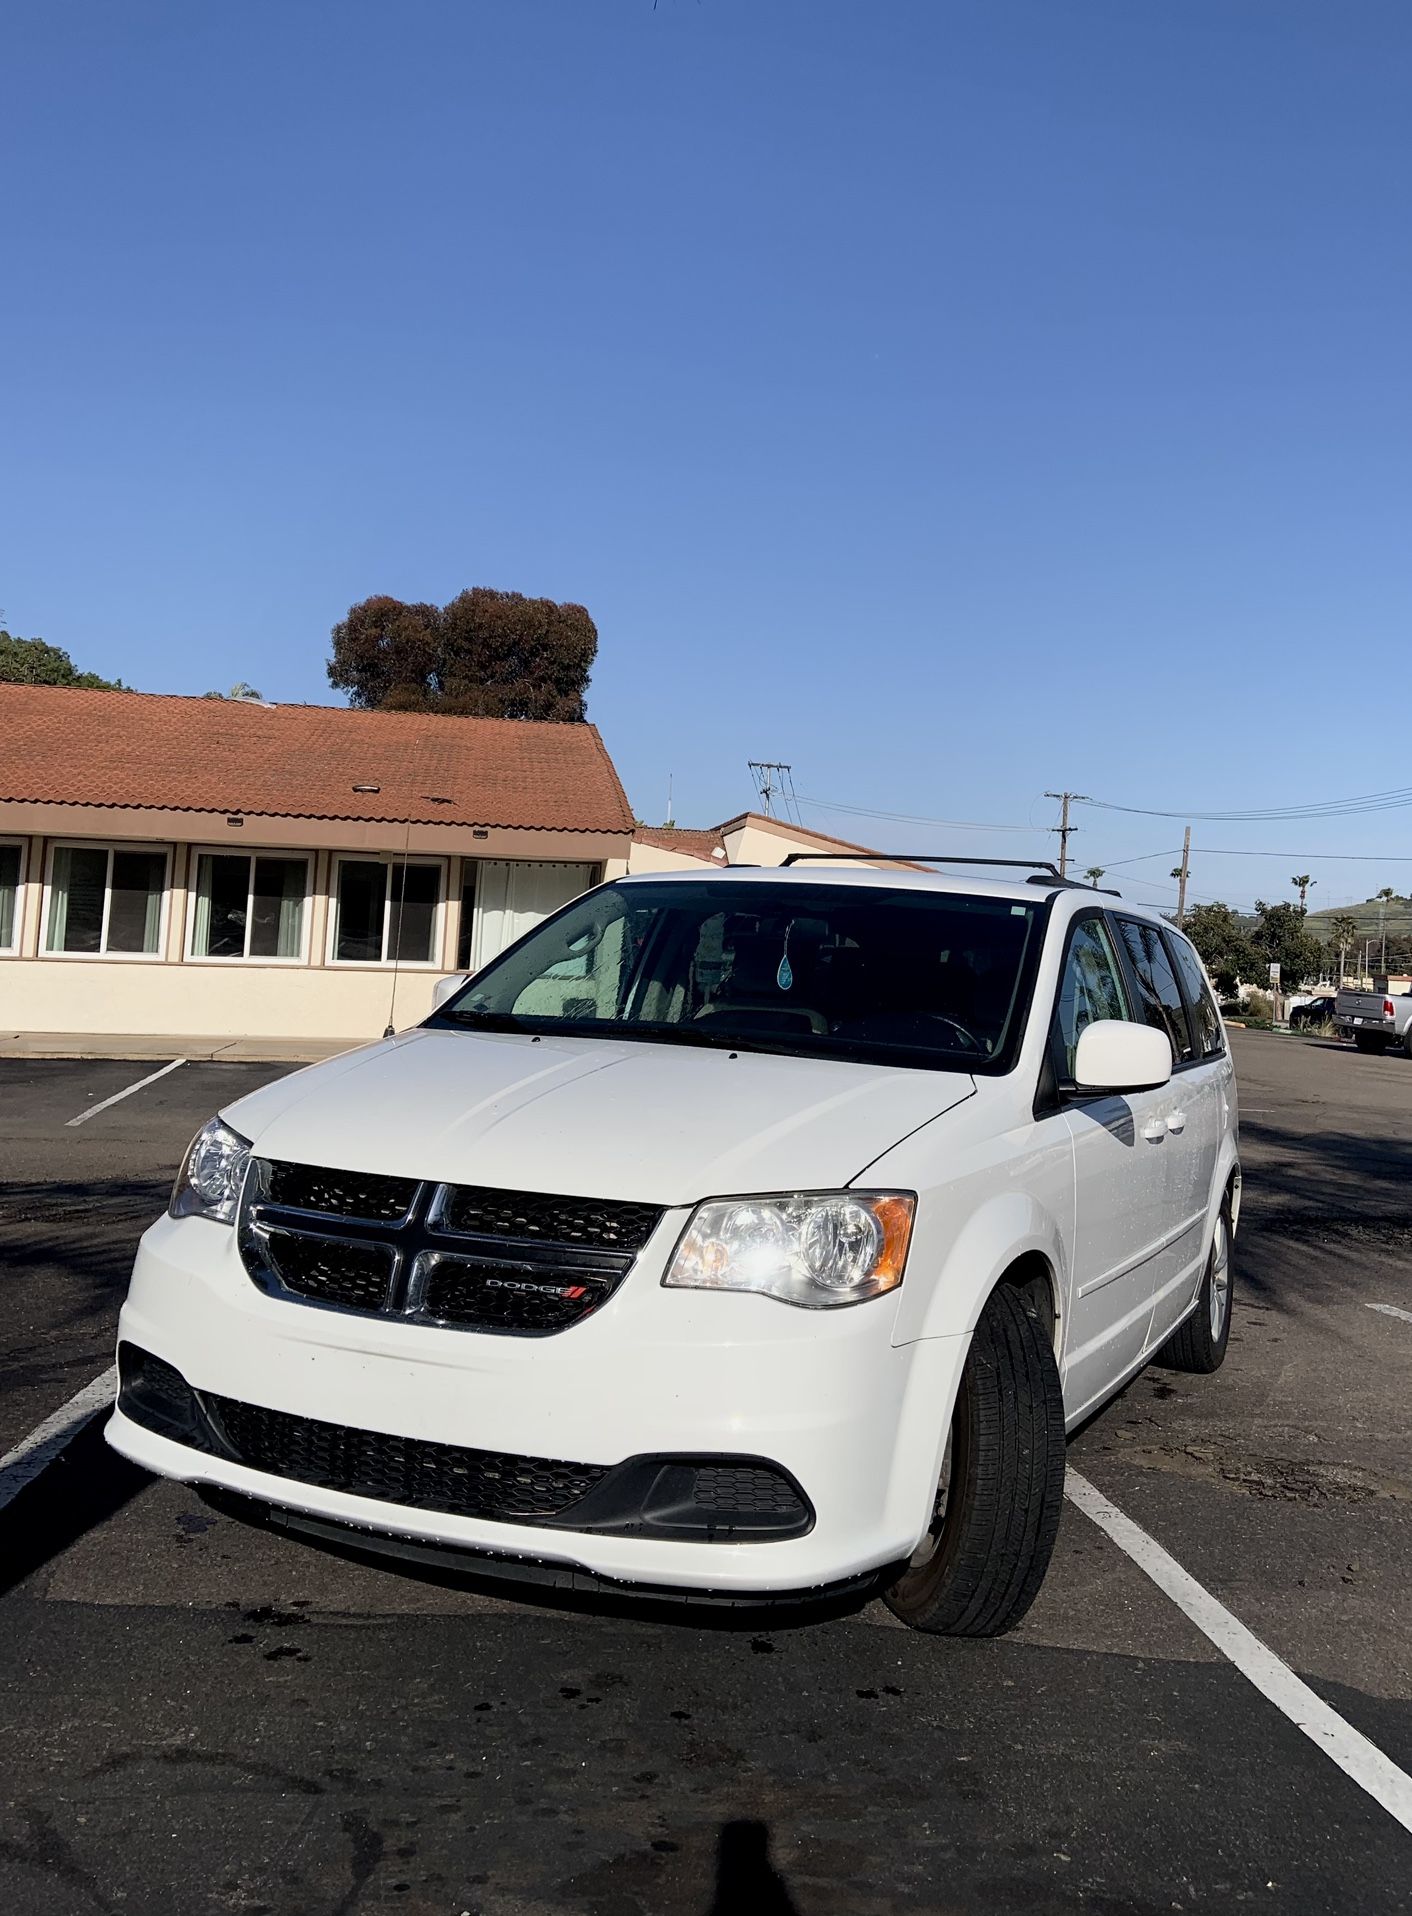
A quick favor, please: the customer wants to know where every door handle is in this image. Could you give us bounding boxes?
[1166,1109,1186,1134]
[1141,1117,1167,1143]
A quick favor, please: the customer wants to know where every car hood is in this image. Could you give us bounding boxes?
[222,1027,976,1207]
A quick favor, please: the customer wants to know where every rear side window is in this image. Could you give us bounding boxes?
[1116,918,1196,1064]
[1053,916,1130,1079]
[1166,932,1224,1059]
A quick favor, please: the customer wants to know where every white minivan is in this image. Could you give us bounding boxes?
[108,862,1239,1635]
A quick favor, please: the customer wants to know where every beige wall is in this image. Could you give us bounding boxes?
[626,841,725,874]
[1,955,448,1041]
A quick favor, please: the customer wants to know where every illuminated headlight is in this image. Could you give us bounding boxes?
[663,1192,915,1309]
[169,1117,252,1225]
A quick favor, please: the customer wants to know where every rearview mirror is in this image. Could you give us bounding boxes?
[431,974,468,1011]
[1072,1020,1172,1093]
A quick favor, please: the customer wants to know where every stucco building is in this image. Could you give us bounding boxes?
[0,684,634,1046]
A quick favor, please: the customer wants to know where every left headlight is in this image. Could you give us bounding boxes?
[663,1191,915,1309]
[169,1116,253,1225]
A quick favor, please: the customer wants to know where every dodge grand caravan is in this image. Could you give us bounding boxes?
[108,862,1239,1636]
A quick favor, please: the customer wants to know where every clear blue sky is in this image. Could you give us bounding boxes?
[4,1,1411,916]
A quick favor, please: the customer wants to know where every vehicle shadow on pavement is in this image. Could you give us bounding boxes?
[709,1819,801,1913]
[198,1489,885,1635]
[0,1418,149,1599]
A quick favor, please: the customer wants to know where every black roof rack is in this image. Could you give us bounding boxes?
[777,852,1119,894]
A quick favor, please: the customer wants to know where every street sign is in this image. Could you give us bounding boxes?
[1268,962,1281,985]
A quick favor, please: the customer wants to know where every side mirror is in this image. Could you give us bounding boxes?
[431,973,468,1011]
[1073,1020,1172,1093]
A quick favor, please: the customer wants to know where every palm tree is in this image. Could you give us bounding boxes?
[1084,866,1105,886]
[1330,913,1358,985]
[1377,886,1398,969]
[1291,874,1314,912]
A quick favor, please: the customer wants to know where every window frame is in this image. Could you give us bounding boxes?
[326,854,448,969]
[1111,912,1201,1070]
[184,846,314,966]
[41,839,172,962]
[0,837,27,956]
[1161,926,1227,1061]
[1037,905,1138,1113]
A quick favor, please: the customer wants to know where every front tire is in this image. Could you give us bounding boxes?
[1160,1198,1233,1374]
[883,1283,1065,1637]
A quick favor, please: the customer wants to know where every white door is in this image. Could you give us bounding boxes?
[1148,930,1231,1344]
[1051,915,1172,1418]
[469,862,597,971]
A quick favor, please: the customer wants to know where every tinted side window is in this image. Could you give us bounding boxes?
[1166,932,1224,1058]
[1053,916,1130,1078]
[1117,918,1195,1063]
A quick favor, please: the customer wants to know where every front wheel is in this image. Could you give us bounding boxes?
[1159,1198,1233,1374]
[883,1283,1066,1637]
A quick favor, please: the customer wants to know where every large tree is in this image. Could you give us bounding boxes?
[1184,902,1260,995]
[0,630,127,689]
[1250,899,1328,990]
[328,588,597,721]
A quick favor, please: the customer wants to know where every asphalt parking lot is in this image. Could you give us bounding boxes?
[2,1033,1410,1914]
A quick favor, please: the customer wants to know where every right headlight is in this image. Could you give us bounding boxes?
[169,1116,252,1225]
[663,1191,915,1309]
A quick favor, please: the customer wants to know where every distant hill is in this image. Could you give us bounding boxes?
[1307,895,1412,941]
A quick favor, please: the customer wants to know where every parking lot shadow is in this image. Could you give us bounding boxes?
[0,1416,149,1598]
[709,1820,801,1915]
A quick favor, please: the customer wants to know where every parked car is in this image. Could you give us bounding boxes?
[107,863,1240,1637]
[1334,984,1412,1054]
[1289,992,1336,1031]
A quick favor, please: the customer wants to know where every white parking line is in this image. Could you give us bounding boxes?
[0,1366,118,1513]
[66,1058,187,1127]
[1367,1302,1412,1325]
[1066,1470,1412,1836]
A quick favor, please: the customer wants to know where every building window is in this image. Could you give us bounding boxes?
[44,844,169,957]
[190,852,310,961]
[330,858,443,966]
[0,840,24,954]
[468,861,599,970]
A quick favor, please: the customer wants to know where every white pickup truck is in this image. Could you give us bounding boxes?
[1334,986,1412,1056]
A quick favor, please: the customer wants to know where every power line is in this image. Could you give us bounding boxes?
[1079,786,1412,823]
[795,794,1037,834]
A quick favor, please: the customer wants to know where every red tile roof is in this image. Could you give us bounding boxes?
[631,825,727,862]
[0,685,634,833]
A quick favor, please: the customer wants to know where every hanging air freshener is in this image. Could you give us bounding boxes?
[776,923,794,992]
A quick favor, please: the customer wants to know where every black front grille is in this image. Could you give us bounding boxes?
[419,1255,613,1333]
[265,1161,418,1222]
[436,1184,663,1253]
[204,1395,609,1522]
[242,1161,660,1337]
[262,1231,395,1312]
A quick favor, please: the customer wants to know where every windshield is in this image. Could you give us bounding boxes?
[431,879,1045,1073]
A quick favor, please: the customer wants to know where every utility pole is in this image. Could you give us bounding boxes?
[748,761,793,820]
[1045,791,1088,878]
[1176,825,1191,927]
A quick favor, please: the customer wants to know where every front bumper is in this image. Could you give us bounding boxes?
[107,1212,968,1594]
